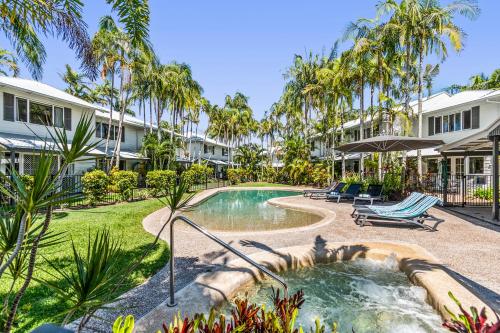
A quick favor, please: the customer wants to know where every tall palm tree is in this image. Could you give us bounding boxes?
[0,0,95,79]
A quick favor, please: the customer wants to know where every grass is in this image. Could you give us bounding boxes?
[231,182,293,187]
[1,199,168,332]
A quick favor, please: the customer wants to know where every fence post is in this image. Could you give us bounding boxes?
[462,175,466,207]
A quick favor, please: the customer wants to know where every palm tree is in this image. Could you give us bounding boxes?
[60,64,93,101]
[0,0,95,79]
[0,49,19,76]
[423,63,440,97]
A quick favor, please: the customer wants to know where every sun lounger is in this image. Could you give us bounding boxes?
[353,184,384,205]
[351,192,425,217]
[355,195,444,231]
[303,181,337,197]
[326,183,362,203]
[310,182,346,199]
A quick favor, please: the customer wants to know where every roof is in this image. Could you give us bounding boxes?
[422,90,500,114]
[0,132,105,156]
[119,150,147,160]
[94,109,151,129]
[0,76,101,111]
[184,133,230,147]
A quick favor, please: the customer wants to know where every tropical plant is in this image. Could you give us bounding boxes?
[40,228,125,330]
[82,170,110,206]
[227,168,248,185]
[146,170,176,197]
[0,49,19,77]
[443,292,500,333]
[0,0,96,79]
[141,133,178,170]
[0,114,98,332]
[234,144,265,181]
[113,315,135,333]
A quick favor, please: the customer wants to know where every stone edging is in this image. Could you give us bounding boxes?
[134,241,497,333]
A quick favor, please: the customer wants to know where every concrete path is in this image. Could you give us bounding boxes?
[80,187,500,331]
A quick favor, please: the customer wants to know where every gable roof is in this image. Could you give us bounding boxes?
[422,90,500,114]
[0,76,102,111]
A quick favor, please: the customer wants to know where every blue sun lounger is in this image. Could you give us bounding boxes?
[351,192,425,217]
[355,195,444,231]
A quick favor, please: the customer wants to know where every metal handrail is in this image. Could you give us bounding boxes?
[167,215,288,307]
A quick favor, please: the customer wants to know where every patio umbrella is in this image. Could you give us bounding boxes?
[336,135,445,153]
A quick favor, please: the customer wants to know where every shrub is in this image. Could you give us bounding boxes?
[228,168,248,185]
[261,166,277,183]
[311,164,330,187]
[110,170,138,201]
[188,164,213,184]
[472,187,492,200]
[181,169,196,190]
[82,170,109,206]
[146,170,176,197]
[382,169,403,200]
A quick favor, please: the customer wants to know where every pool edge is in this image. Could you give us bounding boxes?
[134,241,497,333]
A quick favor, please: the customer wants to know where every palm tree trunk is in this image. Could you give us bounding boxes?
[359,77,364,179]
[417,43,424,178]
[104,68,116,172]
[378,52,384,180]
[149,94,153,133]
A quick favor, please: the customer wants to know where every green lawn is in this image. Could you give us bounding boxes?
[1,199,168,332]
[231,182,293,187]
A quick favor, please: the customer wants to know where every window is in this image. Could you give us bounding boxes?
[469,157,484,174]
[3,92,14,121]
[16,98,28,122]
[203,144,208,154]
[443,115,449,133]
[446,158,452,174]
[449,114,455,132]
[455,158,464,175]
[463,110,471,129]
[427,159,438,173]
[454,112,461,131]
[54,106,64,128]
[222,147,228,156]
[364,127,371,138]
[30,101,52,126]
[310,141,315,151]
[95,122,102,138]
[428,117,435,136]
[354,129,360,141]
[211,146,215,154]
[434,116,442,134]
[471,106,480,129]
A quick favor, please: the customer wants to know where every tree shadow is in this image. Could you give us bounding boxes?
[400,257,500,313]
[436,206,500,233]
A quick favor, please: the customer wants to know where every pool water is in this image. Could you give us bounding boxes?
[233,258,445,333]
[183,190,321,231]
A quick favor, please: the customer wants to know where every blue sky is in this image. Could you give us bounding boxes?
[5,0,500,130]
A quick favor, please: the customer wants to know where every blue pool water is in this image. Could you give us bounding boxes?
[183,190,321,231]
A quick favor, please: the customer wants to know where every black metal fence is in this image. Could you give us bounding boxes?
[407,174,493,207]
[2,173,228,209]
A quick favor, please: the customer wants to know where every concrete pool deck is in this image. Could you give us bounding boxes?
[82,186,500,332]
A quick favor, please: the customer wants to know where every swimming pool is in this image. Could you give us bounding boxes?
[183,190,322,231]
[233,258,445,333]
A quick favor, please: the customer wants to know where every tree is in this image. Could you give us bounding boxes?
[0,0,96,79]
[60,64,93,101]
[0,49,19,76]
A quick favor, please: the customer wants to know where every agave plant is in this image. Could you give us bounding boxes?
[442,292,500,333]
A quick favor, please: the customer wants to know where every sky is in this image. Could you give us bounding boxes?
[4,0,500,131]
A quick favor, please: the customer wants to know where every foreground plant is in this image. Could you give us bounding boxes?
[443,292,500,333]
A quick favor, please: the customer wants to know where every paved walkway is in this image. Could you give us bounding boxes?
[80,187,500,331]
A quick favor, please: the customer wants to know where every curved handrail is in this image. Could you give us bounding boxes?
[167,215,288,307]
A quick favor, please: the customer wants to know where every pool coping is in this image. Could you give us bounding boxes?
[176,186,334,236]
[134,241,497,333]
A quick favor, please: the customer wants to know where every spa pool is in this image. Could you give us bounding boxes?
[183,190,321,231]
[231,258,445,333]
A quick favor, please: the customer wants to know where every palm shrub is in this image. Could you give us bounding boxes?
[188,164,213,184]
[382,169,404,200]
[261,166,277,183]
[82,170,109,206]
[110,170,139,201]
[0,114,99,333]
[40,229,125,330]
[146,170,176,197]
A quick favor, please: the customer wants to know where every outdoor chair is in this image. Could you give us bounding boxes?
[355,195,444,231]
[351,191,425,218]
[310,182,346,199]
[303,181,337,197]
[352,184,384,205]
[326,183,362,203]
